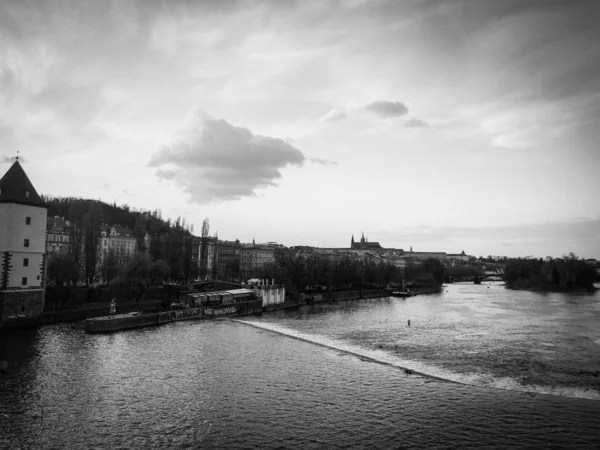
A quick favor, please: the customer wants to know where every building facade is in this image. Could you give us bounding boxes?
[0,160,48,321]
[98,224,137,264]
[404,249,448,261]
[216,239,241,280]
[198,237,219,280]
[448,251,470,263]
[240,241,276,278]
[46,216,71,256]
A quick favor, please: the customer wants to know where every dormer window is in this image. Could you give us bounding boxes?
[25,190,30,198]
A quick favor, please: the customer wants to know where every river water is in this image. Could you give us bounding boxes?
[1,283,599,449]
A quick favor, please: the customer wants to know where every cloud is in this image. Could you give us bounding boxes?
[306,156,339,166]
[149,106,305,203]
[362,101,409,118]
[319,108,347,123]
[404,118,428,128]
[319,101,413,125]
[0,155,27,164]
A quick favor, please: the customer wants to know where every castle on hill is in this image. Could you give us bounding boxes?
[350,233,382,250]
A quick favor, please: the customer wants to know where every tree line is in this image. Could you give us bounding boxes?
[504,253,598,291]
[250,249,444,293]
[43,196,199,284]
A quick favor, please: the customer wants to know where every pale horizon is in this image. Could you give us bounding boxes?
[1,0,599,259]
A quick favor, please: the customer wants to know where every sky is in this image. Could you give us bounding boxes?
[1,0,599,258]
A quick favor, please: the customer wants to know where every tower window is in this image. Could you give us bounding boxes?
[25,217,31,225]
[22,277,27,286]
[23,258,29,267]
[24,239,30,247]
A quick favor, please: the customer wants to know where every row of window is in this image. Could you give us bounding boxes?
[47,235,67,242]
[103,240,135,248]
[20,275,39,286]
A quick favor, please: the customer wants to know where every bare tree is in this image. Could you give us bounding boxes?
[82,207,101,285]
[67,220,84,275]
[199,217,210,280]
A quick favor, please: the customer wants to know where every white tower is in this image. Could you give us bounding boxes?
[0,159,48,321]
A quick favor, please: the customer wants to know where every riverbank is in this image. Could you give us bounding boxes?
[1,287,433,330]
[506,284,598,294]
[0,299,162,331]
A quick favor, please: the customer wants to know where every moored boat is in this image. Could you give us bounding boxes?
[392,291,414,297]
[83,308,204,333]
[83,312,162,333]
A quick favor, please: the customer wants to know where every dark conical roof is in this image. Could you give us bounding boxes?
[0,160,47,208]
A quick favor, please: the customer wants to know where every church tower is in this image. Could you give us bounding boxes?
[0,159,48,321]
[351,235,355,248]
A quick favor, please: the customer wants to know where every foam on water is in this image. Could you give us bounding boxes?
[235,319,600,401]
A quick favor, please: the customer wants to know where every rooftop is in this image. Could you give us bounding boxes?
[0,160,47,208]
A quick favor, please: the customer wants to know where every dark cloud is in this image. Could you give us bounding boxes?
[363,101,409,118]
[462,0,600,104]
[149,107,305,203]
[405,118,428,128]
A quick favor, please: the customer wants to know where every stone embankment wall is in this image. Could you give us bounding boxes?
[0,289,44,321]
[0,299,162,330]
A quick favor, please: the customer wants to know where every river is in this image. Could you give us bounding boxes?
[1,283,599,448]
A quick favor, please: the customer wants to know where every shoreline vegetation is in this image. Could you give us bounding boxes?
[504,254,598,293]
[251,248,445,298]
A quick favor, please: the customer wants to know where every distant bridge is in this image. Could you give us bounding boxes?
[445,275,504,284]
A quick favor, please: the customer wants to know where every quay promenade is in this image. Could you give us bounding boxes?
[1,288,407,330]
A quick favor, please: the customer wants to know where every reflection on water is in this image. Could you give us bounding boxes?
[242,282,600,399]
[0,283,599,448]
